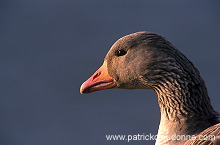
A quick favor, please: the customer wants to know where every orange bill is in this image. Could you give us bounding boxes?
[80,61,116,94]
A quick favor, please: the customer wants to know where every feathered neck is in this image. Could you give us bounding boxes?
[152,68,219,145]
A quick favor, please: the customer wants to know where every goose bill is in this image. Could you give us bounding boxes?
[80,61,116,94]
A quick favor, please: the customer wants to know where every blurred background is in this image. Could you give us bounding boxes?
[1,0,220,145]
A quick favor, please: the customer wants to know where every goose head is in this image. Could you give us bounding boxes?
[80,31,200,94]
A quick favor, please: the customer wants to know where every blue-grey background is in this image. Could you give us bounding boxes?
[1,0,220,145]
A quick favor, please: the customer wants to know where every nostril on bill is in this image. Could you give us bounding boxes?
[92,72,101,81]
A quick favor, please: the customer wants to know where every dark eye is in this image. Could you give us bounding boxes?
[115,50,127,56]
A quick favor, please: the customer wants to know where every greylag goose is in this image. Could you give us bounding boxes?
[80,32,220,145]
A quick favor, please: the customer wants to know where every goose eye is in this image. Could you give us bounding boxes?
[115,50,127,56]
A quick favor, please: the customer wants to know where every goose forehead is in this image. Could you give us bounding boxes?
[113,32,154,46]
